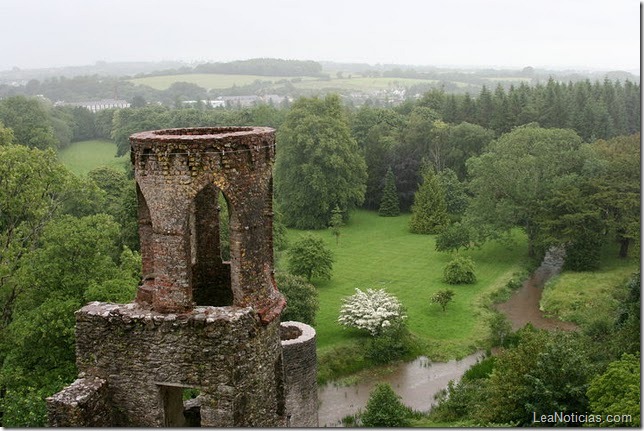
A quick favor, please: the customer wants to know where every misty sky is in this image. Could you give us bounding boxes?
[0,0,639,72]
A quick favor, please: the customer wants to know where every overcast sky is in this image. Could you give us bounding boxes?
[0,0,639,72]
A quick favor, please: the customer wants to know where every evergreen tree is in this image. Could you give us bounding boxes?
[409,165,448,234]
[378,167,400,217]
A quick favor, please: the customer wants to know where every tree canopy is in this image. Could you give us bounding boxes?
[275,95,367,229]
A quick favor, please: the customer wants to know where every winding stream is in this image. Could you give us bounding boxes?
[317,248,575,426]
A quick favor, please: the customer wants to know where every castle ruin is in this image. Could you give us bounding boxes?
[46,127,317,427]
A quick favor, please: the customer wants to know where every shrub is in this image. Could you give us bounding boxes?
[365,324,412,364]
[443,256,476,284]
[338,288,406,336]
[360,383,411,427]
[430,289,455,311]
[275,272,319,325]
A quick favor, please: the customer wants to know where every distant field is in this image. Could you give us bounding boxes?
[129,73,317,90]
[59,140,129,176]
[130,73,443,93]
[279,210,528,360]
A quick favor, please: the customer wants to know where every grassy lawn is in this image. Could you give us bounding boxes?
[279,210,528,361]
[58,140,129,176]
[540,243,639,327]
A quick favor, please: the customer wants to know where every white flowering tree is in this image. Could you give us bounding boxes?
[338,288,406,336]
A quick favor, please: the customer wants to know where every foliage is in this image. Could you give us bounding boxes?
[0,96,58,149]
[436,168,468,216]
[338,288,406,336]
[435,222,472,253]
[275,95,367,229]
[590,134,640,258]
[329,205,344,244]
[0,145,72,328]
[409,165,448,234]
[378,167,400,217]
[443,256,476,284]
[275,272,318,325]
[479,327,594,426]
[587,353,640,427]
[431,289,455,312]
[466,124,586,257]
[360,383,412,427]
[487,313,512,346]
[365,322,414,364]
[272,201,289,251]
[287,234,334,281]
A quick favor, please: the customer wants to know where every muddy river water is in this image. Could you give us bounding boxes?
[317,248,574,426]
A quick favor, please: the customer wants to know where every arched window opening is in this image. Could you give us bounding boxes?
[190,183,233,306]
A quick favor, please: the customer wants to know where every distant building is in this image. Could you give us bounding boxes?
[57,99,130,112]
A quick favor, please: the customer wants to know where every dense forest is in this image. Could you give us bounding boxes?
[0,72,640,425]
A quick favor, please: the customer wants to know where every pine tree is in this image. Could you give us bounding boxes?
[378,167,400,217]
[409,165,448,234]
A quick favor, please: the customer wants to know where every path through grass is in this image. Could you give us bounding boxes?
[281,210,528,360]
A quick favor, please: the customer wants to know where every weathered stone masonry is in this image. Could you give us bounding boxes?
[47,127,317,427]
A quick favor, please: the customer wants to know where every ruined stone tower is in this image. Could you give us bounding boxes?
[47,127,317,427]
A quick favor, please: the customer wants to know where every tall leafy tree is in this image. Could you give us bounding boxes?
[591,133,640,258]
[378,167,400,217]
[275,95,367,229]
[465,124,585,256]
[0,96,58,149]
[409,165,448,234]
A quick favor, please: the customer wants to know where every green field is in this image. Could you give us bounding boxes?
[130,73,444,92]
[541,244,639,327]
[129,73,317,90]
[58,140,129,175]
[280,211,528,360]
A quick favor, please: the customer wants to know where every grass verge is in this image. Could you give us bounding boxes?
[540,242,639,328]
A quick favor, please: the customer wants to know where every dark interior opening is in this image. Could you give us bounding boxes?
[190,183,233,306]
[159,385,201,427]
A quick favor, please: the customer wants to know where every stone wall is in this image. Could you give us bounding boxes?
[280,321,318,427]
[46,377,112,427]
[72,302,285,427]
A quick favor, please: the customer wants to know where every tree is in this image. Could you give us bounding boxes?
[431,289,455,312]
[445,122,495,180]
[478,328,593,426]
[591,134,640,258]
[275,272,319,325]
[275,95,367,229]
[329,205,344,244]
[436,168,468,216]
[465,125,586,257]
[338,288,406,336]
[409,165,448,234]
[0,145,72,328]
[287,234,334,282]
[435,222,472,253]
[0,96,58,149]
[587,353,640,427]
[360,383,411,427]
[378,167,400,217]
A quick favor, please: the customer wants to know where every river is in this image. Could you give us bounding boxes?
[317,247,575,426]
